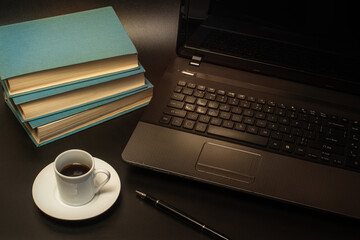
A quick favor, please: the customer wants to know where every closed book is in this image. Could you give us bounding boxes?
[5,64,145,105]
[0,7,138,96]
[9,71,146,121]
[4,82,153,146]
[28,79,153,128]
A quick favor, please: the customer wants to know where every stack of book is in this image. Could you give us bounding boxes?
[0,7,153,146]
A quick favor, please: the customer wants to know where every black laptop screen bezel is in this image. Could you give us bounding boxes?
[176,0,359,95]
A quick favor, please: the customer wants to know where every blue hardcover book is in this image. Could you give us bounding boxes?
[29,79,153,128]
[0,7,138,97]
[4,80,153,146]
[6,72,147,122]
[5,64,145,105]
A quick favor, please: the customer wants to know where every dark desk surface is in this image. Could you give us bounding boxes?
[0,1,359,239]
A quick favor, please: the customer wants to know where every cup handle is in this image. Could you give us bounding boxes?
[93,169,111,194]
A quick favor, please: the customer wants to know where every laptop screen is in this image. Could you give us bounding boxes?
[177,0,358,95]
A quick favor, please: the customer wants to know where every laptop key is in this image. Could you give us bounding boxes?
[164,108,187,118]
[194,90,205,98]
[235,123,246,131]
[259,129,270,137]
[159,115,171,124]
[205,93,216,100]
[184,96,196,104]
[171,93,185,101]
[223,120,234,129]
[207,125,268,146]
[208,101,219,109]
[187,82,196,89]
[346,156,360,170]
[219,111,231,120]
[216,95,227,103]
[282,143,294,153]
[182,88,194,96]
[247,126,258,134]
[237,94,246,100]
[196,106,207,115]
[269,139,281,150]
[177,80,186,86]
[174,86,182,93]
[187,112,198,121]
[207,87,216,93]
[197,85,206,91]
[294,146,306,156]
[195,123,207,133]
[196,98,208,106]
[208,109,219,117]
[171,117,183,127]
[199,115,210,123]
[168,100,184,109]
[183,120,195,130]
[184,104,195,112]
[307,148,321,161]
[210,118,222,126]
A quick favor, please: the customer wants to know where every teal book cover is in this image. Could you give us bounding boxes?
[8,64,145,105]
[0,7,137,87]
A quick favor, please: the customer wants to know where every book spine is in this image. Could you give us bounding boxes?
[4,98,40,146]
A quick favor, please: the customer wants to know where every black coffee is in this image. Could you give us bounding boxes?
[60,163,90,177]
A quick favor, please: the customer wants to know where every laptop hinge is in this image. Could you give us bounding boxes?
[189,55,202,67]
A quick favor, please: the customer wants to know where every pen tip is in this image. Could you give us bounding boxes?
[135,190,146,198]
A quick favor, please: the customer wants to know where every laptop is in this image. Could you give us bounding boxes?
[122,0,360,218]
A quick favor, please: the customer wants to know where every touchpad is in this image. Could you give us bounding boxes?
[196,142,261,183]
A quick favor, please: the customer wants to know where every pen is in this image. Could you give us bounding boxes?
[135,190,231,240]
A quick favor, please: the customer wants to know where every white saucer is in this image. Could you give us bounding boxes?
[32,157,121,221]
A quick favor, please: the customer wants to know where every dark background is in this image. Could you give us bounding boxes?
[0,1,359,239]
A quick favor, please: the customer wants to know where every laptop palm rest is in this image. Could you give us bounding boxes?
[196,142,261,184]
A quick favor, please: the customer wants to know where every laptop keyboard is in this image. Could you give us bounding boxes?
[159,80,360,173]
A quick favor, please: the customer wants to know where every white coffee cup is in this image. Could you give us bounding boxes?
[54,149,111,206]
